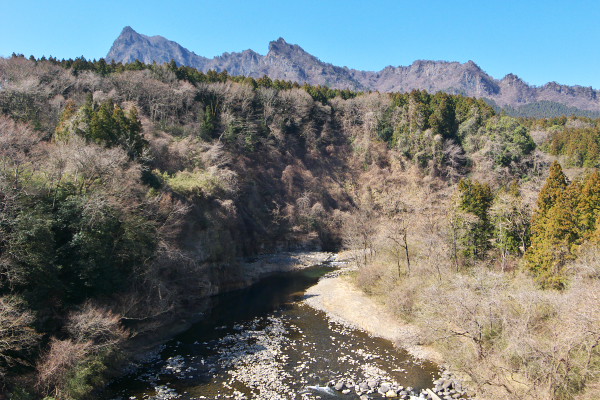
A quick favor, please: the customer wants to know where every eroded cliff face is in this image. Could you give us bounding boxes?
[363,59,501,96]
[107,26,600,112]
[107,26,210,67]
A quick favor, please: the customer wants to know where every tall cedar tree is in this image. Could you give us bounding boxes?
[526,161,596,288]
[457,178,494,259]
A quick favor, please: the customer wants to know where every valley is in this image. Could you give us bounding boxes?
[0,51,599,400]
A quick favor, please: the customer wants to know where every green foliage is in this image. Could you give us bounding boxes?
[490,183,531,258]
[502,100,600,119]
[458,178,493,219]
[0,89,42,129]
[302,83,358,104]
[158,169,224,198]
[576,171,600,238]
[8,387,38,400]
[63,356,108,400]
[535,161,568,213]
[455,179,494,260]
[376,108,394,143]
[548,125,600,167]
[482,116,535,167]
[5,206,63,304]
[8,55,600,398]
[53,196,155,302]
[200,104,218,140]
[387,89,509,174]
[56,98,147,160]
[428,92,458,140]
[526,162,600,288]
[2,191,156,307]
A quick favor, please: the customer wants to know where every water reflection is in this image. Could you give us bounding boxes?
[105,266,437,399]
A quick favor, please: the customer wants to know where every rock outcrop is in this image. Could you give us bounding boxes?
[106,26,600,112]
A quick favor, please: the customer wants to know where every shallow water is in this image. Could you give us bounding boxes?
[105,265,438,399]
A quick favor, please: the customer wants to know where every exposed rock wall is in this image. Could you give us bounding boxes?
[107,26,600,111]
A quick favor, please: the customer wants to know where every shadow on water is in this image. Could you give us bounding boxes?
[105,265,439,399]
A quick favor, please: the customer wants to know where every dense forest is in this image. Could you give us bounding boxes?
[485,99,600,119]
[0,55,599,400]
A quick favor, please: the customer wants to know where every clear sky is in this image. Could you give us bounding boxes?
[2,0,599,88]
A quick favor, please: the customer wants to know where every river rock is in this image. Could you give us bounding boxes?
[380,382,392,392]
[334,381,345,391]
[385,389,398,397]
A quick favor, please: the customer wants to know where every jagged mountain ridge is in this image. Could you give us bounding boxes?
[107,26,600,112]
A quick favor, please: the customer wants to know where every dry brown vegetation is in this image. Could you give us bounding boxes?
[344,152,600,399]
[0,55,598,399]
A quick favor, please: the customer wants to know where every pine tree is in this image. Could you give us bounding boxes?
[534,161,568,214]
[526,162,578,288]
[576,171,600,239]
[90,99,117,145]
[53,98,146,159]
[122,107,146,160]
[429,92,457,140]
[455,178,494,260]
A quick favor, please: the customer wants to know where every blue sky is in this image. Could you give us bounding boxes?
[2,0,599,88]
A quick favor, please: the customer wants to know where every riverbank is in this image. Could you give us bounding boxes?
[303,272,442,364]
[105,260,441,400]
[121,251,336,358]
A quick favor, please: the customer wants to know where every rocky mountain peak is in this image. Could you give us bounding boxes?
[268,37,309,57]
[105,27,600,112]
[121,26,137,35]
[110,26,143,48]
[502,73,526,85]
[465,60,483,71]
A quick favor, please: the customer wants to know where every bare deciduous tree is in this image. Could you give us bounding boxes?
[0,297,39,377]
[36,338,91,396]
[343,207,378,268]
[65,302,129,351]
[381,205,412,277]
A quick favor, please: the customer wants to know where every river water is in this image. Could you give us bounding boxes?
[106,265,438,399]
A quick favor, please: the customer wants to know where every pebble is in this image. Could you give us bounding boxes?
[110,265,474,400]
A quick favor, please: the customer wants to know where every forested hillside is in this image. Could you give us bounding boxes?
[487,99,600,119]
[0,55,599,399]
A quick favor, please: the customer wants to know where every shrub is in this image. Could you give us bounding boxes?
[161,168,224,198]
[36,339,91,396]
[65,303,128,351]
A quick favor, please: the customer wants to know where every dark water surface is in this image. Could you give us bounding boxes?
[105,266,438,399]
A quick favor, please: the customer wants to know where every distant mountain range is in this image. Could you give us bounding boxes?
[107,26,600,115]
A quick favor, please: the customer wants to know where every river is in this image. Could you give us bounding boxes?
[105,265,438,399]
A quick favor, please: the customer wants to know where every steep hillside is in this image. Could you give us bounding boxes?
[2,55,600,400]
